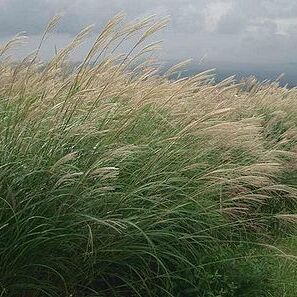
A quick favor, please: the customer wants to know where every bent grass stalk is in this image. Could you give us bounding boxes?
[0,14,297,297]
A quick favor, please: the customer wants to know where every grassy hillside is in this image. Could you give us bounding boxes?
[0,15,297,296]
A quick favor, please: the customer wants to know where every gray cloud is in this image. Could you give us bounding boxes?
[215,14,248,35]
[1,0,297,67]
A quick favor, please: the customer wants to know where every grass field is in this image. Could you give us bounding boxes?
[0,15,297,296]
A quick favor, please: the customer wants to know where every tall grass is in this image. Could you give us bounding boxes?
[0,15,297,296]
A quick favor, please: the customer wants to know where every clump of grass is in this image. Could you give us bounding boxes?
[0,14,297,297]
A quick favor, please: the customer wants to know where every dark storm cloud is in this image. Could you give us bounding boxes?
[0,0,297,65]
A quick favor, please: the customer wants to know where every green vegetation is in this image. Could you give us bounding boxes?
[0,15,297,296]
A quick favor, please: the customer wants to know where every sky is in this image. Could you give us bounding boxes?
[0,0,297,81]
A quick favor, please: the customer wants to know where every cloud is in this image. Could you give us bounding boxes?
[0,0,297,66]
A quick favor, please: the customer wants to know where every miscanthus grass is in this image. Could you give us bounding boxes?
[0,14,297,297]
